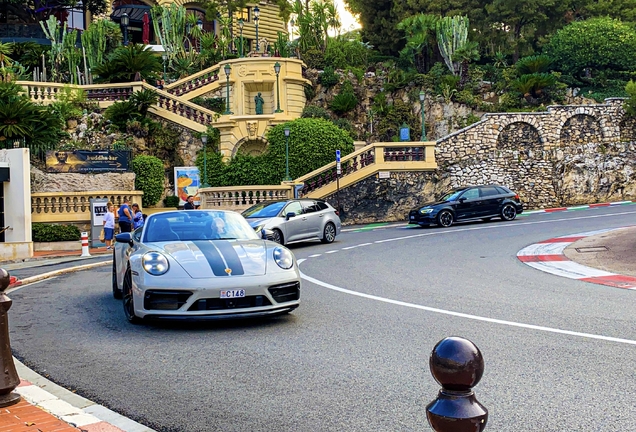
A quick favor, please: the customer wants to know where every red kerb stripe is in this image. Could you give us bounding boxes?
[518,254,569,262]
[579,275,636,289]
[544,207,567,212]
[589,203,610,208]
[539,236,586,243]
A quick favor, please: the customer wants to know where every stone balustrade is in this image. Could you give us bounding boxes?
[296,141,437,197]
[31,191,143,223]
[17,81,139,104]
[199,185,294,212]
[164,67,220,97]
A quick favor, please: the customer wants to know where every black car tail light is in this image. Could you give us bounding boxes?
[268,282,300,303]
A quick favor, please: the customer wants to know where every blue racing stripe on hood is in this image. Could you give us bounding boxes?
[214,240,245,276]
[193,241,228,276]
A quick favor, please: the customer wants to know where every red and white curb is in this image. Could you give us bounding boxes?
[522,200,635,215]
[517,228,636,289]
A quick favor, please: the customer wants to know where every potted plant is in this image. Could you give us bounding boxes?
[163,195,180,208]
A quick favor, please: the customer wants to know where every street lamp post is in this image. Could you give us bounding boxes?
[283,127,291,182]
[161,53,167,83]
[253,6,260,52]
[223,63,233,115]
[121,13,129,46]
[419,90,427,141]
[196,18,203,52]
[274,62,283,113]
[238,18,244,57]
[201,133,209,187]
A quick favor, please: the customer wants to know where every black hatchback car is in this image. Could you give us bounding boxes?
[408,185,524,228]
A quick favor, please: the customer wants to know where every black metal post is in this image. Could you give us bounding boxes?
[426,336,488,431]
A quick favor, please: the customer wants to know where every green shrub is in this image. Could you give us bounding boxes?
[376,100,419,142]
[191,96,225,113]
[304,84,316,101]
[162,195,180,208]
[515,55,552,75]
[131,155,164,207]
[324,37,370,69]
[105,101,139,131]
[302,48,325,69]
[332,118,357,139]
[301,105,332,120]
[330,81,358,114]
[320,66,340,87]
[544,17,636,78]
[32,223,81,242]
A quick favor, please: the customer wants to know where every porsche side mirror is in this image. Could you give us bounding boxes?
[115,232,134,246]
[261,228,275,241]
[286,212,296,220]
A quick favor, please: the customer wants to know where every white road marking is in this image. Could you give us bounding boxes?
[299,271,636,346]
[308,254,322,258]
[325,250,339,254]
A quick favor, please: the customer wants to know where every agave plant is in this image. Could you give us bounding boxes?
[105,101,140,130]
[511,73,557,104]
[94,44,161,83]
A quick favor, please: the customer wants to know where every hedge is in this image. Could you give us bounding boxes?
[32,223,81,242]
[131,155,164,207]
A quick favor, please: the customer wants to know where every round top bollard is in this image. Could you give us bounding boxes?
[0,268,10,293]
[426,336,488,432]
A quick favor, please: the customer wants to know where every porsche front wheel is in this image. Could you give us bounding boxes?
[122,267,141,324]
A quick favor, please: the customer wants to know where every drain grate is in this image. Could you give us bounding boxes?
[575,246,609,253]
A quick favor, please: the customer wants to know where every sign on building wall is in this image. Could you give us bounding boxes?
[46,150,131,173]
[174,167,201,206]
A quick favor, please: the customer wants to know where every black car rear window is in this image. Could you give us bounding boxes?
[480,187,500,197]
[495,186,511,194]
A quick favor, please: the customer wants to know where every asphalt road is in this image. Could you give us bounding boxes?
[8,206,636,431]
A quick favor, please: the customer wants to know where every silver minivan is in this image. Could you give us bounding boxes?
[242,199,342,245]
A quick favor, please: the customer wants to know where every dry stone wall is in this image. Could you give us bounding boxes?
[325,98,636,224]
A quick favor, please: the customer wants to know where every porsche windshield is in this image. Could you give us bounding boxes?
[242,201,286,218]
[142,211,260,242]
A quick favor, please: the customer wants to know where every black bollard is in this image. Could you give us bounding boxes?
[0,268,21,407]
[426,336,487,432]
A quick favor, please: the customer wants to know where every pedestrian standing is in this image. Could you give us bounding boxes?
[184,195,198,210]
[118,198,133,233]
[132,203,144,229]
[103,204,115,250]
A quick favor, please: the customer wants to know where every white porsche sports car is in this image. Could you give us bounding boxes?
[112,210,301,323]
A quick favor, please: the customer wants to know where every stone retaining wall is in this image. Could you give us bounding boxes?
[324,98,636,224]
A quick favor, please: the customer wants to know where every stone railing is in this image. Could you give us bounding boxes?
[199,185,294,212]
[164,66,220,97]
[296,141,437,197]
[31,191,143,223]
[151,83,218,127]
[18,81,138,104]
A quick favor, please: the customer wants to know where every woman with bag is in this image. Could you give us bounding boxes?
[103,204,115,250]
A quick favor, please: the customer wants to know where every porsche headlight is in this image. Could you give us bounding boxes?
[273,247,294,269]
[419,208,434,214]
[142,252,170,275]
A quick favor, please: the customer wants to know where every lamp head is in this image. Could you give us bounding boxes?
[419,90,425,102]
[201,133,208,144]
[238,18,244,29]
[274,62,281,75]
[284,127,290,137]
[253,6,260,19]
[224,63,231,76]
[197,18,203,30]
[162,53,167,61]
[121,13,129,27]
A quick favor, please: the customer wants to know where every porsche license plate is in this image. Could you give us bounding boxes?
[221,289,246,299]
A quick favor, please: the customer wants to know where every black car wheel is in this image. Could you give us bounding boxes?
[501,204,517,221]
[437,210,454,227]
[112,255,122,300]
[321,222,336,243]
[272,229,284,245]
[122,267,141,324]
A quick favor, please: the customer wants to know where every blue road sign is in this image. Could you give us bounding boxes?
[336,150,341,162]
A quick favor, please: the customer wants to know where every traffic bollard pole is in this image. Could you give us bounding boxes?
[0,268,21,407]
[80,231,91,257]
[426,336,488,431]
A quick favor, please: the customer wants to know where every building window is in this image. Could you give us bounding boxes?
[238,7,250,22]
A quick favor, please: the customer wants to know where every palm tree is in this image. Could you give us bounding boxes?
[93,44,161,83]
[325,0,340,38]
[0,42,13,68]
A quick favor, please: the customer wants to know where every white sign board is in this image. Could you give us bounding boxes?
[378,171,391,179]
[91,200,109,226]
